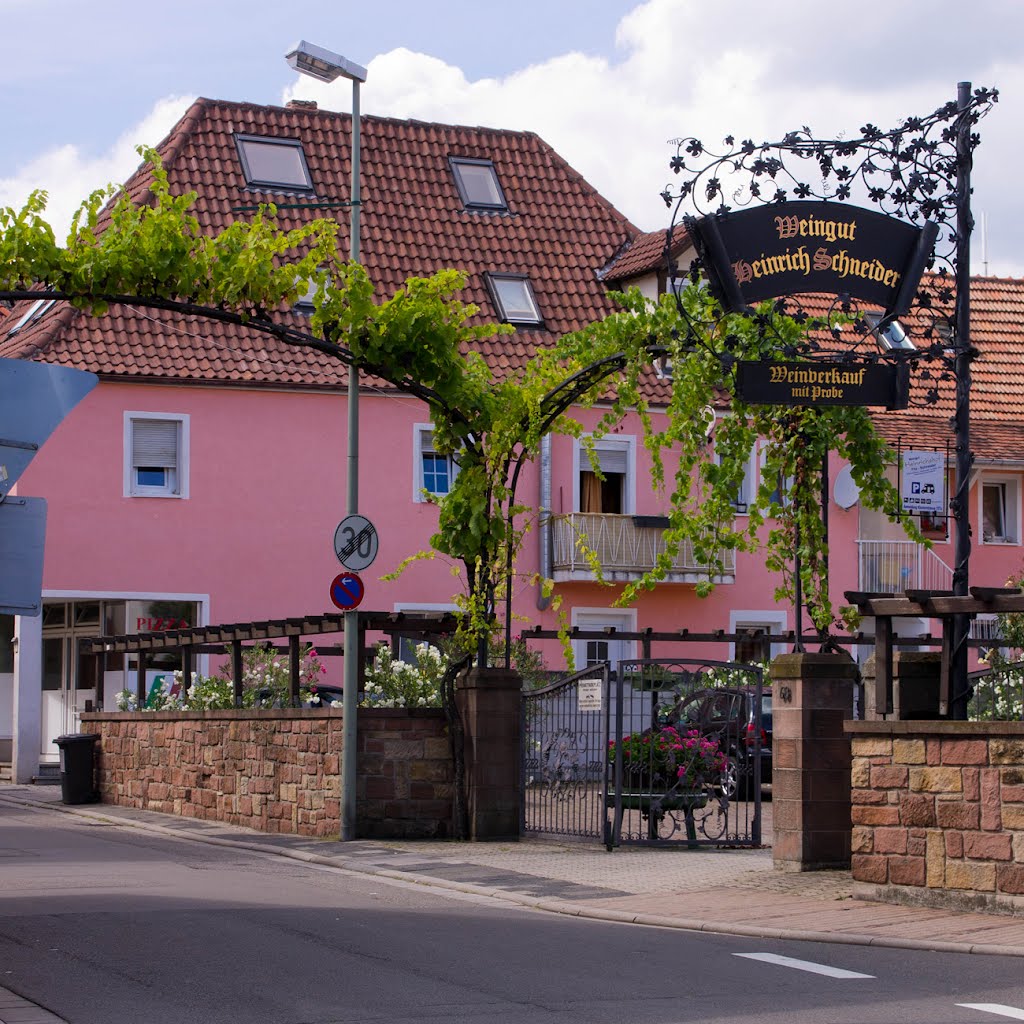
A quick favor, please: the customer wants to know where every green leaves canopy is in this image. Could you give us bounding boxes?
[0,150,917,644]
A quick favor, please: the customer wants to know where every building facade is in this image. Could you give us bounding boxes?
[2,97,1023,781]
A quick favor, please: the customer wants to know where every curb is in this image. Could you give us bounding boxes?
[3,791,1022,958]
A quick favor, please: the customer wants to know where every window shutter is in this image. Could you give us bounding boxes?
[595,444,628,475]
[132,420,178,468]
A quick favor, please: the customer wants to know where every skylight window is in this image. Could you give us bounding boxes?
[293,270,326,315]
[487,274,542,326]
[865,311,916,352]
[235,134,314,191]
[450,158,507,211]
[7,298,55,337]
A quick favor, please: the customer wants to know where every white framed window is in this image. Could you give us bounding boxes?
[124,413,189,499]
[980,476,1020,544]
[714,444,756,514]
[574,435,636,515]
[572,608,637,676]
[729,610,788,663]
[759,443,793,507]
[413,425,457,502]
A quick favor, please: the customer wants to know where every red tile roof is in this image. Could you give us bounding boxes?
[787,275,1024,458]
[2,98,1023,465]
[602,223,691,282]
[0,97,641,387]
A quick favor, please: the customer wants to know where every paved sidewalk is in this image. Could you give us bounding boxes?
[4,784,1024,958]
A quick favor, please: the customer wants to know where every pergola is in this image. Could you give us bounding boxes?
[81,610,461,709]
[844,587,1024,718]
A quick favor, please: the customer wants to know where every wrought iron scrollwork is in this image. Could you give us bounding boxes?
[659,86,998,403]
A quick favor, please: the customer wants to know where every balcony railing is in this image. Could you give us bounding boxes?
[857,539,954,594]
[549,513,735,584]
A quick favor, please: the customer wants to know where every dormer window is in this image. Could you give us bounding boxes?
[7,298,55,337]
[486,274,542,326]
[450,158,507,211]
[236,134,313,192]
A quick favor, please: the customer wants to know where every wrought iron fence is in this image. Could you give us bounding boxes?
[856,539,954,594]
[969,661,1024,721]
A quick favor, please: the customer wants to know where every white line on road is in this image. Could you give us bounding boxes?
[956,1006,1024,1020]
[733,953,874,979]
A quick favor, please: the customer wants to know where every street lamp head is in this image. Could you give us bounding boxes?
[285,40,367,84]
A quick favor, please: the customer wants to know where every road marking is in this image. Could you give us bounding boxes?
[733,953,874,979]
[956,1006,1024,1020]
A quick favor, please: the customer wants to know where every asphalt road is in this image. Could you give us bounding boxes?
[1,801,1023,1024]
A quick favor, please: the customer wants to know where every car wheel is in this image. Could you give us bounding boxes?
[720,753,752,801]
[719,754,740,800]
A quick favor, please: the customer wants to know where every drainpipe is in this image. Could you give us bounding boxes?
[537,434,553,611]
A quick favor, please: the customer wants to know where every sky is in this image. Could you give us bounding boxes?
[2,0,1022,276]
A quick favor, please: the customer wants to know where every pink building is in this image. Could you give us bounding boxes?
[2,97,1023,782]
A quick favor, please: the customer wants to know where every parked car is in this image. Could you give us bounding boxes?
[251,684,345,708]
[304,684,345,708]
[665,686,772,799]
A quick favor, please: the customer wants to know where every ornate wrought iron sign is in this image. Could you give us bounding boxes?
[660,83,999,717]
[735,359,909,409]
[687,202,938,318]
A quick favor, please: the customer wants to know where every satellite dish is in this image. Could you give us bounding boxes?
[833,465,861,509]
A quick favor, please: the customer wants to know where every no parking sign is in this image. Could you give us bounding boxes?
[329,572,365,610]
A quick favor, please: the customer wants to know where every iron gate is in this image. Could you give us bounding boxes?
[522,658,765,849]
[605,658,763,848]
[522,664,609,840]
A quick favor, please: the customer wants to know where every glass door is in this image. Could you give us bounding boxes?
[39,601,101,760]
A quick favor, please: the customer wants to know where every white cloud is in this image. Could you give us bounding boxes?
[0,95,194,239]
[4,0,1021,276]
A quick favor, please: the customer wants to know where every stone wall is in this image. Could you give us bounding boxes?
[81,708,452,839]
[846,720,1024,916]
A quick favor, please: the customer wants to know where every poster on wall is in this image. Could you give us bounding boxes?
[901,450,946,513]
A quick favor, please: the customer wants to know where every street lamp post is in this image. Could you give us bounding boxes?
[286,40,367,840]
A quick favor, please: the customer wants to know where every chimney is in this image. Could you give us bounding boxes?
[287,99,318,111]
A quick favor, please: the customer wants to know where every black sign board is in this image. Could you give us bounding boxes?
[735,361,909,410]
[686,202,937,319]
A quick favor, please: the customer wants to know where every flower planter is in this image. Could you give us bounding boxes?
[607,788,708,846]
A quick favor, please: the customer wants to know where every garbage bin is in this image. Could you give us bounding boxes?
[53,733,100,805]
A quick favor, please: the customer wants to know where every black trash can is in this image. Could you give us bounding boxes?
[53,733,100,805]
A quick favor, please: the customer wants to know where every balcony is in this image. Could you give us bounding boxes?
[857,539,954,595]
[549,513,735,584]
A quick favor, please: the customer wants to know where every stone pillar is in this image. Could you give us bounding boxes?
[772,652,856,871]
[455,666,522,840]
[862,651,942,720]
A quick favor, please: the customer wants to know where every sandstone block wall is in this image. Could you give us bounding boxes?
[846,720,1024,916]
[81,708,452,839]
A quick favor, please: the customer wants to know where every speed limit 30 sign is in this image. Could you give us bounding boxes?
[333,514,379,571]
